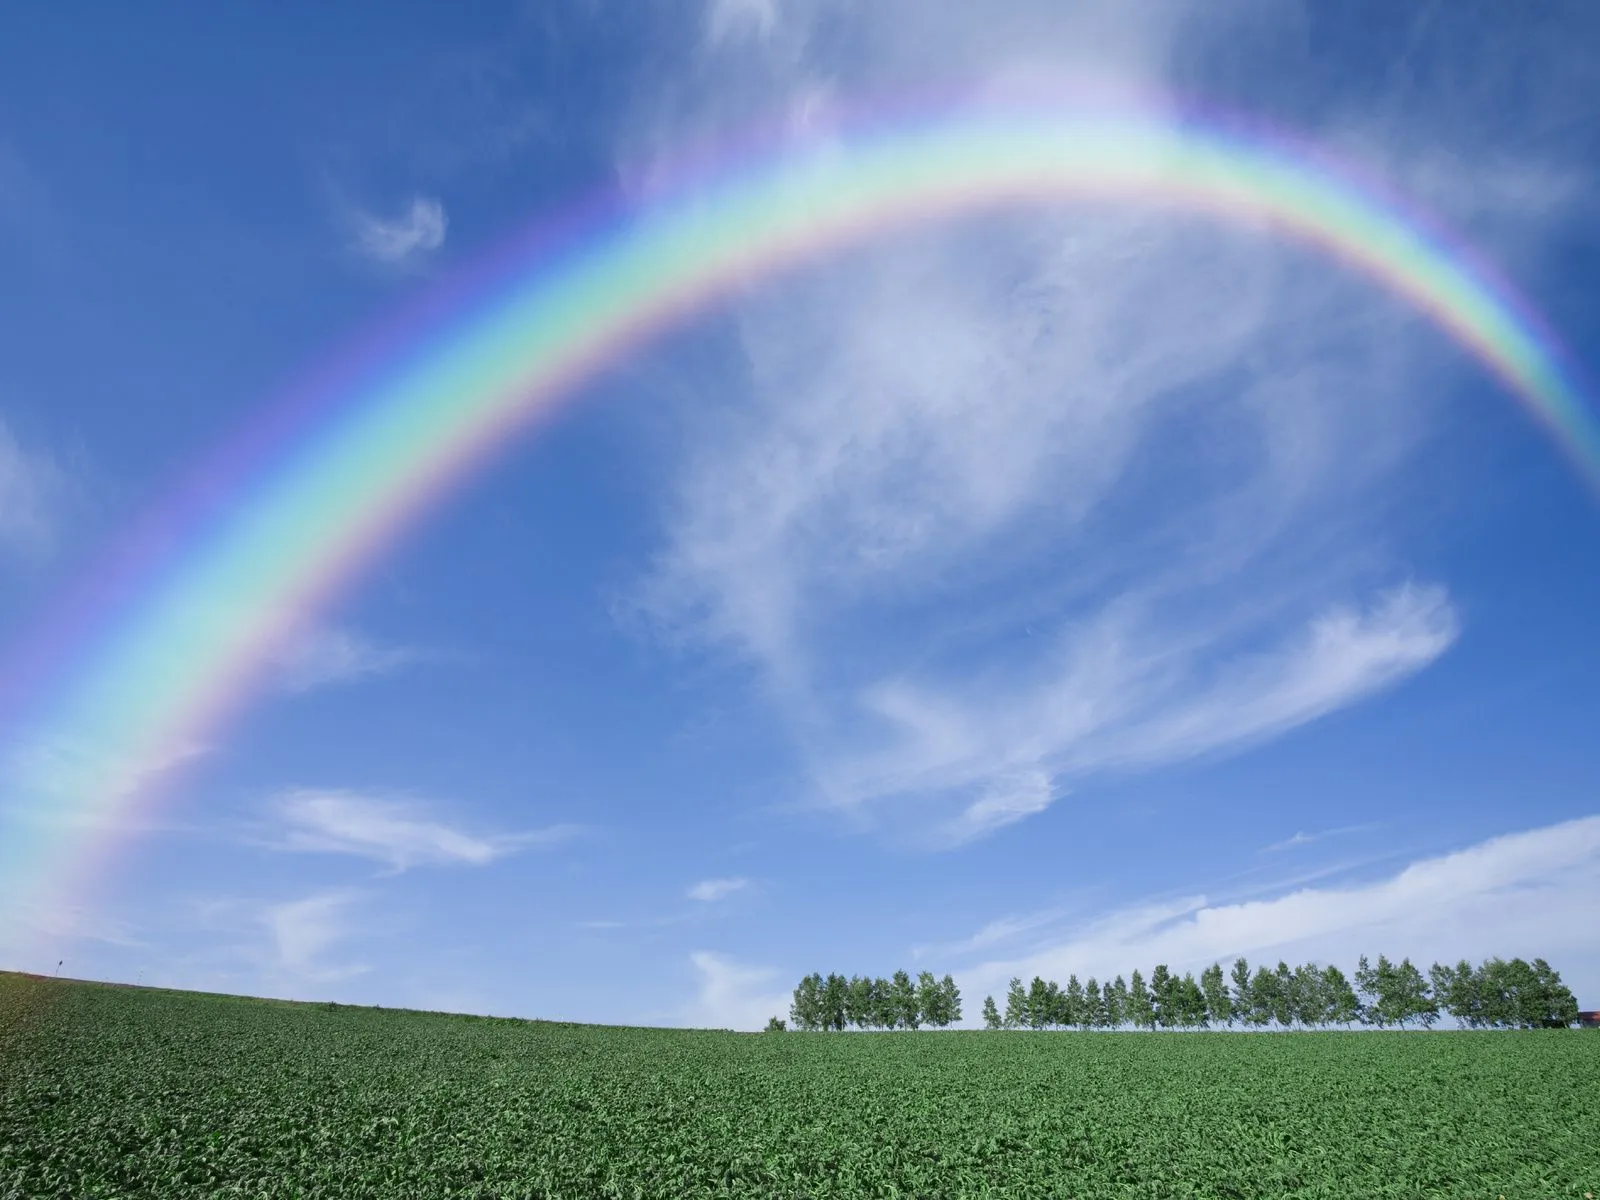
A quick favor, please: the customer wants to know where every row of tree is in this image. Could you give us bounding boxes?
[982,955,1581,1030]
[788,970,962,1030]
[777,954,1582,1031]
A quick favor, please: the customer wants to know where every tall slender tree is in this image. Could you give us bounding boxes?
[1028,977,1052,1030]
[1149,965,1174,1029]
[917,970,944,1027]
[1248,965,1278,1028]
[1128,970,1155,1030]
[1178,973,1207,1029]
[1107,976,1129,1029]
[822,973,849,1031]
[1200,963,1232,1028]
[1289,963,1323,1028]
[872,977,898,1030]
[1321,964,1360,1028]
[1229,958,1253,1026]
[1393,958,1436,1029]
[1353,955,1381,1027]
[845,975,872,1029]
[982,994,1002,1030]
[892,969,920,1030]
[939,974,963,1027]
[1004,976,1028,1030]
[1065,975,1086,1030]
[1271,962,1295,1029]
[1084,978,1108,1029]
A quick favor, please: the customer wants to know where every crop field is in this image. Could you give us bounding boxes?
[2,972,1596,1199]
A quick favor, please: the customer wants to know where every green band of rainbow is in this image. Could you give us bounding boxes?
[2,107,1594,930]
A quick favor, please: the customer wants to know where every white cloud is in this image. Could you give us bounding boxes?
[705,0,780,46]
[274,789,578,872]
[912,906,1069,961]
[0,902,146,958]
[683,950,791,1029]
[619,0,1550,847]
[953,814,1600,1018]
[270,625,419,693]
[687,876,750,902]
[245,890,376,984]
[1261,823,1379,854]
[0,419,63,553]
[349,196,447,265]
[5,735,209,824]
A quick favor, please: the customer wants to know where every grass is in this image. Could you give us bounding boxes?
[2,971,1596,1198]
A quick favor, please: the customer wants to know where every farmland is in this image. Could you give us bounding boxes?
[2,972,1596,1198]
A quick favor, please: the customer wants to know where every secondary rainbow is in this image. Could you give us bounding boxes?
[2,105,1595,931]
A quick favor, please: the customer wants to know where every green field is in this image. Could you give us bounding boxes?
[2,972,1596,1199]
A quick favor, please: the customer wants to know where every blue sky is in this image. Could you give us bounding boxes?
[1,0,1598,1027]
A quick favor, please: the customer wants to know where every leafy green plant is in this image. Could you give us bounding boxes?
[3,971,1597,1198]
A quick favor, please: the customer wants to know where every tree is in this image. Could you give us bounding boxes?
[764,1016,786,1032]
[1084,978,1108,1030]
[1529,958,1580,1028]
[1200,963,1232,1028]
[934,972,960,1030]
[1289,963,1323,1029]
[871,977,898,1030]
[1392,958,1436,1029]
[790,973,823,1031]
[1045,979,1066,1029]
[846,976,873,1029]
[1065,975,1087,1030]
[1248,966,1278,1028]
[1107,976,1129,1030]
[1321,964,1360,1028]
[1353,955,1381,1027]
[917,971,944,1028]
[1028,976,1052,1030]
[1229,958,1253,1026]
[1150,965,1174,1029]
[1004,976,1028,1029]
[1128,970,1155,1031]
[1178,973,1208,1029]
[892,970,920,1030]
[1271,962,1295,1029]
[1431,960,1480,1028]
[822,973,849,1031]
[982,994,1002,1030]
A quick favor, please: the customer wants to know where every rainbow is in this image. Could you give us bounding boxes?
[1,104,1595,935]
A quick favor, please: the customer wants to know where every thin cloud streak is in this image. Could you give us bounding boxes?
[274,789,579,872]
[271,625,421,694]
[1261,822,1382,854]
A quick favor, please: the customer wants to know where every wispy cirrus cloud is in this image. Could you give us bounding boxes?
[704,0,781,46]
[262,890,370,978]
[273,789,579,872]
[347,196,447,265]
[1261,822,1381,854]
[687,876,750,902]
[270,624,422,694]
[0,418,66,555]
[614,0,1581,849]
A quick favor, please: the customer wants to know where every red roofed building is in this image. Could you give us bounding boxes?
[1579,1011,1600,1028]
